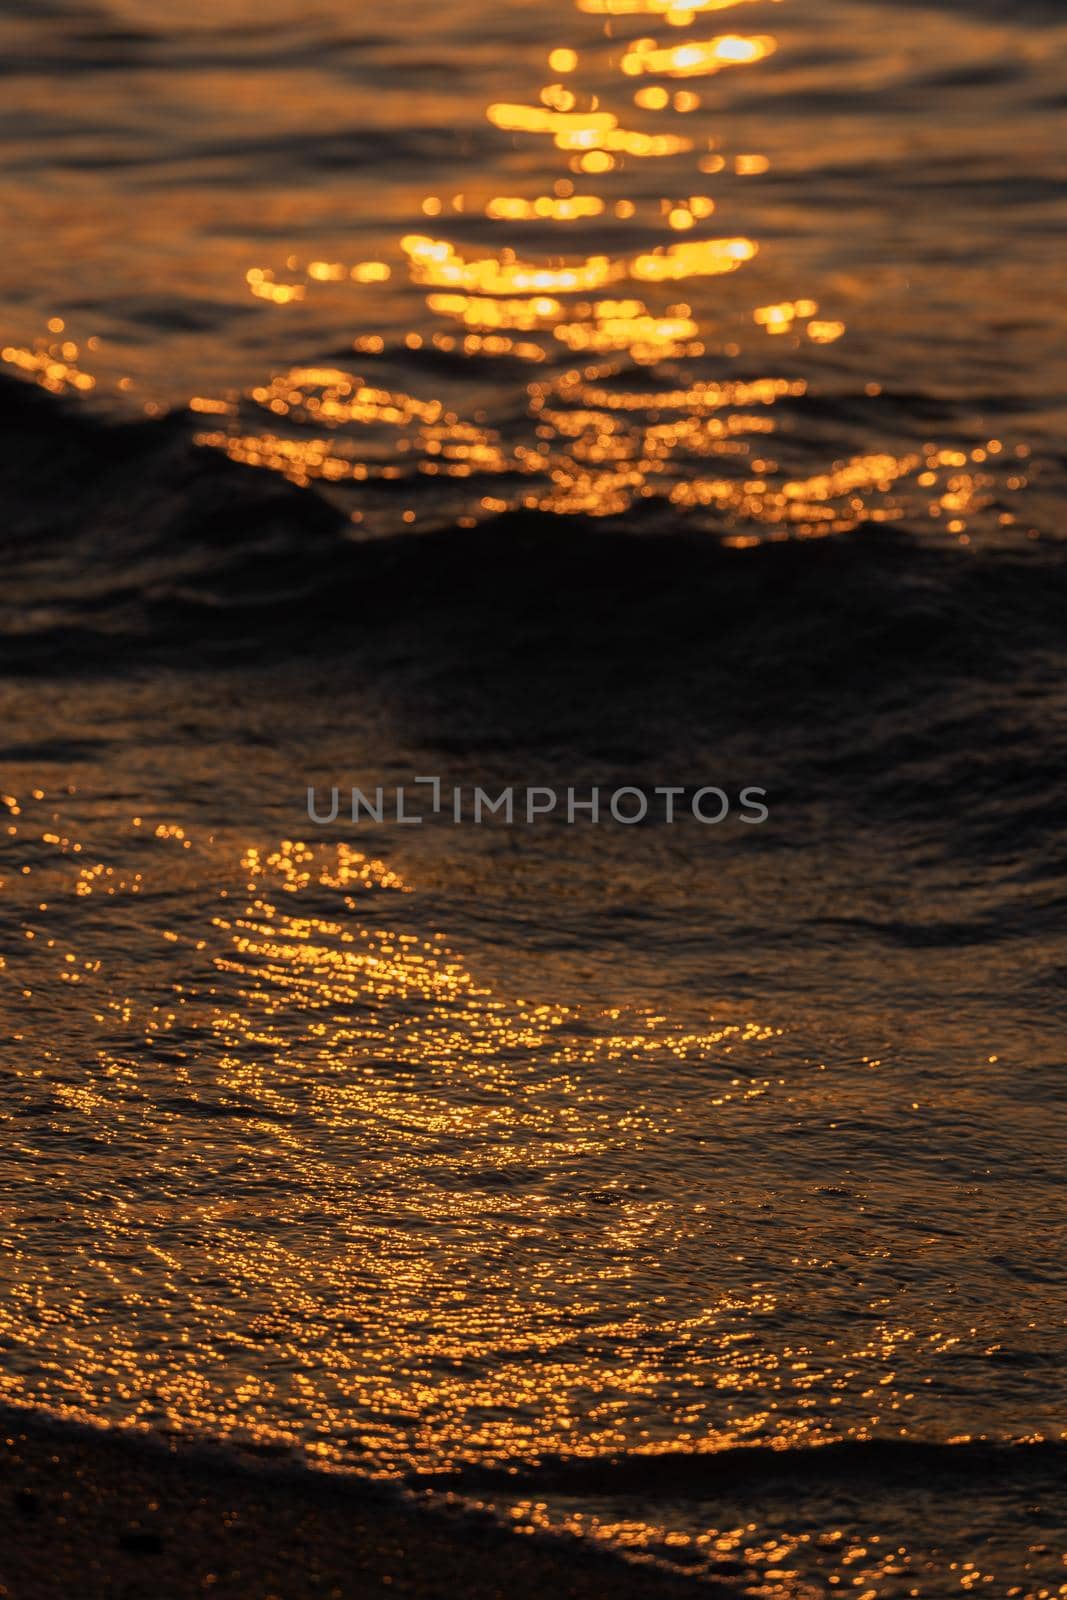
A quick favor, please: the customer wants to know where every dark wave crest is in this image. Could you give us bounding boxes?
[409,1436,1067,1499]
[2,373,1064,679]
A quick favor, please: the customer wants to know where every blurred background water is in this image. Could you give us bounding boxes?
[2,0,1065,538]
[1,1,1065,1596]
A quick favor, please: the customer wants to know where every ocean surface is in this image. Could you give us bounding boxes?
[1,0,1065,1595]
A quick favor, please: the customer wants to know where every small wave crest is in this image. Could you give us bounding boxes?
[410,1436,1067,1499]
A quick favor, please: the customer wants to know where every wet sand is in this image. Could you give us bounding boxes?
[0,1406,724,1600]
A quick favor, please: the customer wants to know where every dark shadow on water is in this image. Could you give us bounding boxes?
[2,373,1064,788]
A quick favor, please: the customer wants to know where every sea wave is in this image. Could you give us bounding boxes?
[2,373,1063,678]
[409,1435,1067,1497]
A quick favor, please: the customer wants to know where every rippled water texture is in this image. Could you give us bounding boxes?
[1,0,1066,1596]
[2,0,1065,538]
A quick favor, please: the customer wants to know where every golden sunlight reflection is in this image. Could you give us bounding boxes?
[579,0,777,12]
[619,34,777,77]
[147,0,1031,545]
[3,807,843,1485]
[0,3,1061,1594]
[2,322,97,395]
[2,782,1064,1597]
[0,0,1038,549]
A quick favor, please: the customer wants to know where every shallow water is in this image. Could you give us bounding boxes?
[1,0,1066,1597]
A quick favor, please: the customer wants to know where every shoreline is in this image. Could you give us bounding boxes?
[0,1404,727,1600]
